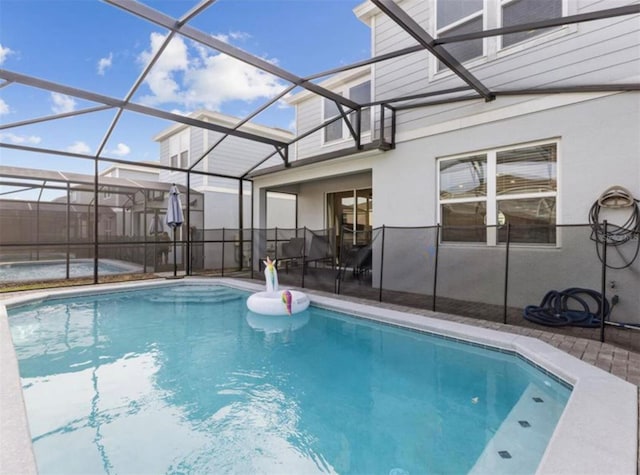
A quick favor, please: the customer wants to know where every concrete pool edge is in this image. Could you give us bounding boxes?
[0,277,636,475]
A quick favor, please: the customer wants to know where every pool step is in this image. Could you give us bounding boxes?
[469,383,566,475]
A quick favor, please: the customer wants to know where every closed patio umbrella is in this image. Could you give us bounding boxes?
[165,184,184,277]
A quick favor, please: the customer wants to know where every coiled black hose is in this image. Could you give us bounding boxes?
[588,186,640,269]
[523,288,609,328]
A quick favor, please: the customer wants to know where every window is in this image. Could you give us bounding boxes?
[324,97,343,143]
[179,150,189,168]
[104,217,113,238]
[103,190,111,200]
[349,81,371,134]
[433,0,565,73]
[322,81,371,144]
[439,142,557,244]
[436,0,484,71]
[170,151,189,168]
[501,0,562,48]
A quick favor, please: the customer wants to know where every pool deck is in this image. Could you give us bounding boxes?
[1,277,638,474]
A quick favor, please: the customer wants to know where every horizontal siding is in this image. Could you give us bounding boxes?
[205,131,277,177]
[159,139,170,164]
[372,0,640,133]
[296,96,322,159]
[190,128,204,166]
[374,0,431,105]
[295,95,365,160]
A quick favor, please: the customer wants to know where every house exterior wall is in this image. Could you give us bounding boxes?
[254,91,640,323]
[252,153,380,229]
[372,0,639,132]
[289,0,640,162]
[390,92,639,323]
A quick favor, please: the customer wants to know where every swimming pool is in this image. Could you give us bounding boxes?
[0,259,142,283]
[0,279,636,474]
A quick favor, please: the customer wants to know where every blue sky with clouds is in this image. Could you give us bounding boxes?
[0,0,370,175]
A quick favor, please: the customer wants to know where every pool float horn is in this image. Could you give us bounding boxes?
[282,290,293,316]
[263,256,277,291]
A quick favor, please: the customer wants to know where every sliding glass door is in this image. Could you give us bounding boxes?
[327,188,372,260]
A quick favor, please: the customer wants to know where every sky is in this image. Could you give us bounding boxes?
[0,0,371,178]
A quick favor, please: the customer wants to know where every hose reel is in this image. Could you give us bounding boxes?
[589,185,640,269]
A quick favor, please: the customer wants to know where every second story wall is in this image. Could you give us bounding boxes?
[158,126,205,188]
[370,0,640,135]
[292,68,373,161]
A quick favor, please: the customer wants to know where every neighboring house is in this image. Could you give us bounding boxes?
[153,110,297,231]
[153,111,298,269]
[245,0,640,321]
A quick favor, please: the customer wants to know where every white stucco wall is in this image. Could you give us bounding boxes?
[251,92,640,323]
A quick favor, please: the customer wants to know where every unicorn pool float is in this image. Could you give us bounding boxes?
[246,257,310,316]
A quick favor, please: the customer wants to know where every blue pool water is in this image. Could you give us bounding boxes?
[8,284,571,474]
[0,259,135,283]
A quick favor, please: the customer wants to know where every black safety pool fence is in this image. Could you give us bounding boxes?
[2,223,638,351]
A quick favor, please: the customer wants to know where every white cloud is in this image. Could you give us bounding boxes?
[0,98,9,115]
[0,132,41,145]
[109,143,130,157]
[211,31,250,44]
[229,31,251,41]
[97,52,113,75]
[67,141,91,154]
[0,44,13,65]
[137,33,189,105]
[51,93,76,114]
[137,32,287,111]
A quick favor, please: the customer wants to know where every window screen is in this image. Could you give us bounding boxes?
[324,97,343,142]
[438,0,483,29]
[349,81,371,134]
[502,0,562,47]
[438,16,484,70]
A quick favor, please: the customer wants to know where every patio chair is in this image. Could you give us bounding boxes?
[303,234,334,273]
[278,237,305,273]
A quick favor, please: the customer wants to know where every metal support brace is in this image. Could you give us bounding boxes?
[275,146,290,168]
[336,102,362,150]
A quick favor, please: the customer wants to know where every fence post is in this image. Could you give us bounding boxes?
[432,224,440,312]
[503,223,511,324]
[301,227,307,289]
[379,225,386,302]
[221,228,225,277]
[600,220,608,343]
[66,182,70,279]
[335,227,345,294]
[250,226,255,279]
[274,226,278,261]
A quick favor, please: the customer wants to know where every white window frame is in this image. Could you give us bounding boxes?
[430,0,573,81]
[437,139,559,246]
[321,80,372,147]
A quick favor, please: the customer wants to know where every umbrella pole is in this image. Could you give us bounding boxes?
[173,227,177,277]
